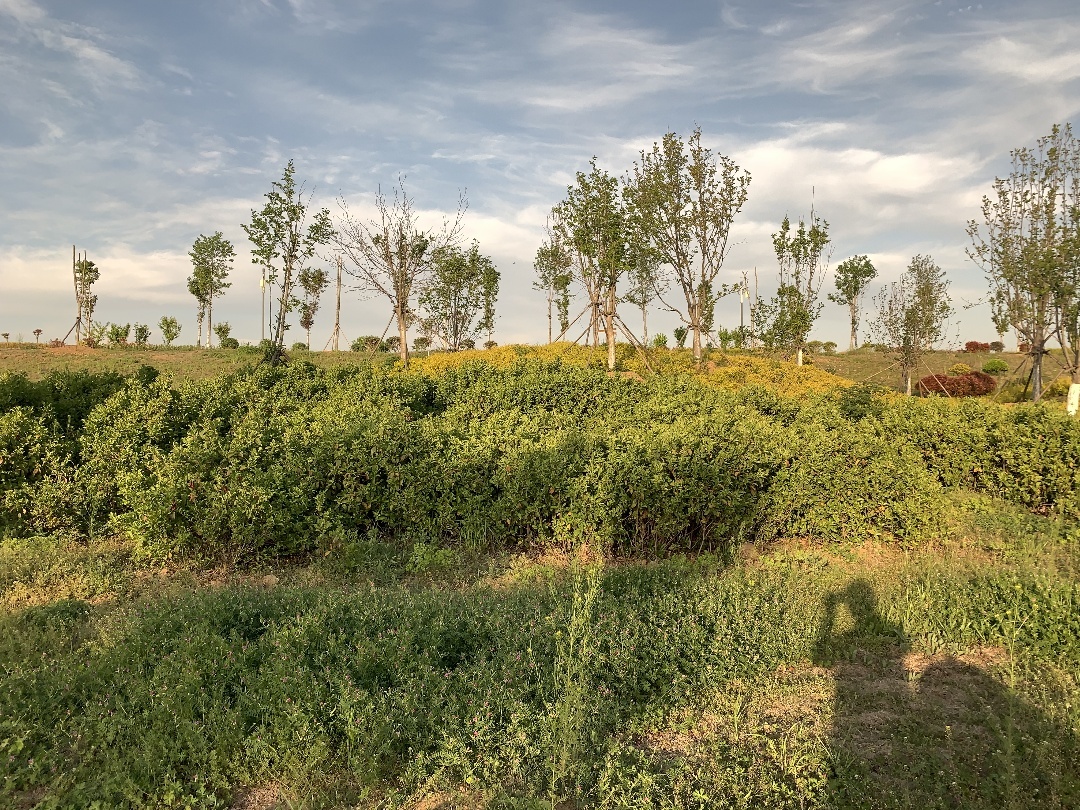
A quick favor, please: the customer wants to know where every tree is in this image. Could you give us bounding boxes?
[622,249,664,345]
[212,321,232,345]
[33,329,42,344]
[869,255,952,395]
[242,161,334,364]
[1036,124,1080,415]
[134,323,150,347]
[479,250,499,347]
[829,255,877,351]
[188,232,235,348]
[967,124,1080,403]
[74,258,99,341]
[418,242,499,352]
[336,177,465,369]
[756,212,831,365]
[158,316,181,347]
[625,127,751,364]
[554,158,629,371]
[297,267,329,349]
[106,323,131,346]
[532,225,573,343]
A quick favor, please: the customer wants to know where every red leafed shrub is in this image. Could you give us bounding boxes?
[917,371,997,397]
[964,341,990,353]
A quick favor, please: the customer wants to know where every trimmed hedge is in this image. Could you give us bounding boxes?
[917,371,996,397]
[1,359,1076,557]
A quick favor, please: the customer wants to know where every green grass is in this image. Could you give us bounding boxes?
[0,344,392,383]
[1,495,1077,809]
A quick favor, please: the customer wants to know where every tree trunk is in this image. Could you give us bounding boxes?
[796,346,804,366]
[849,302,858,351]
[904,367,912,396]
[605,287,617,372]
[1031,341,1046,402]
[689,300,702,364]
[196,308,204,349]
[590,294,600,347]
[270,270,293,364]
[547,289,553,343]
[306,327,311,350]
[397,304,410,369]
[641,305,648,346]
[1067,367,1080,416]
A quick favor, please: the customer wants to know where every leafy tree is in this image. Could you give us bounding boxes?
[479,252,499,347]
[32,329,42,344]
[673,326,688,348]
[532,226,573,343]
[622,249,664,345]
[829,255,877,351]
[413,336,432,352]
[336,177,466,369]
[554,158,629,371]
[106,323,131,346]
[1,333,9,341]
[869,255,952,395]
[297,268,329,349]
[133,324,151,347]
[158,316,181,347]
[242,161,334,365]
[756,212,831,364]
[74,258,99,341]
[188,232,234,348]
[625,127,751,364]
[967,123,1080,403]
[418,242,499,352]
[212,321,232,345]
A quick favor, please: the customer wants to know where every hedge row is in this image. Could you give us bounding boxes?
[1,361,1077,558]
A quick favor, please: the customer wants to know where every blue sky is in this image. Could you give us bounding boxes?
[1,0,1079,348]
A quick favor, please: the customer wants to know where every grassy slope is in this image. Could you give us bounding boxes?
[1,495,1077,809]
[2,342,1068,398]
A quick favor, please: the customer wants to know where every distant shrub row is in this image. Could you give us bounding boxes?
[0,360,1076,558]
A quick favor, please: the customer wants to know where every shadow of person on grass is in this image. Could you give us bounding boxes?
[812,579,1079,810]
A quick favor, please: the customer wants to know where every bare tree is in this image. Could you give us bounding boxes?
[336,178,466,369]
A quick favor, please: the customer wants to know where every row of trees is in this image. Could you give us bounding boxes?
[533,122,1080,414]
[532,128,890,372]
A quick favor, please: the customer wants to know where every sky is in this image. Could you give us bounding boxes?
[1,0,1079,350]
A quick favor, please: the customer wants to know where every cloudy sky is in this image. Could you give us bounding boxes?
[1,0,1078,349]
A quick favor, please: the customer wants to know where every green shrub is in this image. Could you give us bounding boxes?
[948,362,973,376]
[982,358,1010,375]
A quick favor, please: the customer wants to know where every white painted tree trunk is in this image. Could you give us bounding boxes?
[1068,382,1080,417]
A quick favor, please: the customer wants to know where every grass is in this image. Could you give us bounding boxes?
[1,494,1077,809]
[4,341,1072,401]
